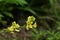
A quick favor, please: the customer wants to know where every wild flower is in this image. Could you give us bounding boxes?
[26,16,37,30]
[33,22,37,28]
[7,21,20,33]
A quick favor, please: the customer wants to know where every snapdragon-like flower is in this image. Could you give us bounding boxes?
[7,21,20,33]
[26,16,37,30]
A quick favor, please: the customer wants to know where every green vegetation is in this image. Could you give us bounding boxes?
[0,0,60,40]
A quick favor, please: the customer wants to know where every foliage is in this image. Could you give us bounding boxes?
[0,0,28,20]
[0,0,60,40]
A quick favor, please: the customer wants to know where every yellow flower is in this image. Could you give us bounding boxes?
[27,16,35,22]
[7,21,20,33]
[29,24,33,28]
[15,29,20,32]
[26,25,29,30]
[26,21,33,25]
[8,27,14,32]
[10,31,14,34]
[26,25,33,30]
[33,22,37,28]
[26,16,37,30]
[12,21,16,26]
[14,24,20,28]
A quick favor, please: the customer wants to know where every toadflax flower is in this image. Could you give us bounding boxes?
[7,21,20,33]
[26,16,37,30]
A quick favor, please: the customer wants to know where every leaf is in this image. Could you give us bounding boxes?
[3,0,28,6]
[0,0,2,2]
[0,14,4,20]
[3,12,13,18]
[49,0,58,16]
[16,0,28,6]
[57,22,60,30]
[24,7,38,16]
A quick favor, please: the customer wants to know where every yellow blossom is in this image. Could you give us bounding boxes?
[29,24,33,28]
[7,21,20,33]
[26,25,29,30]
[10,31,14,34]
[33,22,37,28]
[26,16,37,30]
[15,29,20,32]
[8,27,14,32]
[28,16,35,21]
[26,16,35,24]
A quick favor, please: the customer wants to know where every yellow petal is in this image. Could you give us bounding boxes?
[29,25,33,28]
[26,26,29,30]
[33,22,37,28]
[8,27,14,31]
[15,29,20,32]
[11,32,14,34]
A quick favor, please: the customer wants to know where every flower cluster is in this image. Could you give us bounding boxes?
[26,16,37,30]
[5,16,37,33]
[7,21,20,33]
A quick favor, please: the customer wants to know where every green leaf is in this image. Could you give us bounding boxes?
[16,0,28,6]
[0,0,2,2]
[57,22,60,30]
[0,14,4,20]
[3,0,28,6]
[3,12,13,18]
[49,0,58,16]
[24,7,38,16]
